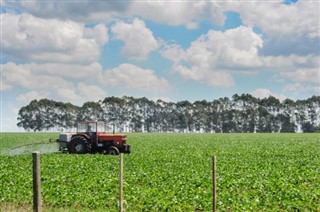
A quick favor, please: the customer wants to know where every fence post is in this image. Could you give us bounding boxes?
[212,156,217,212]
[32,151,41,212]
[119,153,124,212]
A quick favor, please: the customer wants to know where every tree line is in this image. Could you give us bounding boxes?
[17,94,320,133]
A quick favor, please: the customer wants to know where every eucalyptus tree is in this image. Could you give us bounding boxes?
[259,96,282,132]
[158,100,177,132]
[17,100,43,132]
[17,95,320,133]
[193,100,214,133]
[17,99,71,131]
[136,97,157,132]
[210,100,223,132]
[175,100,193,132]
[280,99,297,132]
[305,96,320,126]
[57,102,79,131]
[77,101,104,122]
[232,94,258,132]
[102,96,127,132]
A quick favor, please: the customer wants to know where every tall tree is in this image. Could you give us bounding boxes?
[17,95,320,133]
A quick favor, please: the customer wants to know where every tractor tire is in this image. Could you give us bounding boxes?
[68,136,90,154]
[107,146,119,155]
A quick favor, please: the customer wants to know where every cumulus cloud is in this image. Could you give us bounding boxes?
[162,24,318,93]
[161,44,186,63]
[2,0,318,103]
[16,62,103,79]
[260,34,319,56]
[128,1,226,29]
[229,1,319,37]
[228,1,320,56]
[1,13,108,64]
[111,18,159,60]
[1,62,104,90]
[280,68,320,84]
[103,63,171,93]
[251,88,287,101]
[172,64,235,88]
[280,68,320,94]
[10,1,227,29]
[13,1,129,22]
[16,91,49,103]
[162,26,263,87]
[283,83,320,94]
[260,55,310,70]
[5,1,318,40]
[84,23,109,45]
[2,62,75,92]
[57,88,81,102]
[12,1,318,37]
[2,62,107,103]
[77,82,107,101]
[204,26,263,68]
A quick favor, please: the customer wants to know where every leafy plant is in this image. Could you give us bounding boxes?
[0,133,319,211]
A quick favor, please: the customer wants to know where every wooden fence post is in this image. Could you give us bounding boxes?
[32,151,41,212]
[212,156,217,212]
[119,153,124,212]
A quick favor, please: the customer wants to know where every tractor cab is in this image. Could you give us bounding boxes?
[77,122,104,144]
[57,121,130,155]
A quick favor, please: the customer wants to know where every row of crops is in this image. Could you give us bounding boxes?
[0,133,319,211]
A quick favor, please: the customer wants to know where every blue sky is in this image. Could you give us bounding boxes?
[1,0,319,132]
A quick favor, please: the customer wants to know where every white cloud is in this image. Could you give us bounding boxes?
[283,83,320,94]
[161,44,186,63]
[261,55,311,69]
[57,88,81,102]
[251,88,287,101]
[280,68,320,94]
[2,62,107,103]
[8,1,226,29]
[1,13,108,64]
[77,82,107,101]
[2,62,103,90]
[230,1,319,38]
[153,96,173,103]
[7,1,318,40]
[111,18,159,60]
[202,26,263,68]
[103,63,171,93]
[15,1,129,22]
[162,24,318,93]
[2,0,318,104]
[16,91,49,104]
[229,1,320,56]
[85,23,109,45]
[17,62,103,79]
[280,68,320,84]
[162,26,263,87]
[172,64,235,88]
[128,1,226,29]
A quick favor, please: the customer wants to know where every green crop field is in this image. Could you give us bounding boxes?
[0,133,319,211]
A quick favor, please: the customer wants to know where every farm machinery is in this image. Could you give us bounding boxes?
[57,121,130,155]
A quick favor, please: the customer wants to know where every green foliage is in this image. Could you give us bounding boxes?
[0,133,320,211]
[16,95,320,133]
[17,99,79,132]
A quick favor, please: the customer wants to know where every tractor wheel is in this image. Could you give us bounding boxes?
[68,136,89,154]
[107,146,119,155]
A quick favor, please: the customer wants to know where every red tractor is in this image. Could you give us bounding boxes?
[57,121,130,155]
